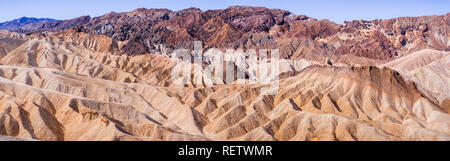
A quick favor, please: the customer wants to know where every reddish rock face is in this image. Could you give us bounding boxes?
[341,13,450,57]
[77,6,448,62]
[2,6,448,62]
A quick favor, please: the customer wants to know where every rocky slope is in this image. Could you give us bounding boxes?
[0,7,448,141]
[382,49,449,110]
[0,30,28,58]
[0,17,56,32]
[0,29,448,141]
[0,16,91,34]
[2,6,448,65]
[77,6,449,63]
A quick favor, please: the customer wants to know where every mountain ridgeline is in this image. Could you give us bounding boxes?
[1,6,449,63]
[0,16,91,34]
[0,6,449,141]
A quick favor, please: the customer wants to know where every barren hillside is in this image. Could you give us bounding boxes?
[0,7,449,141]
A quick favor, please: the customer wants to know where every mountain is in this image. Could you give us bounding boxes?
[0,16,91,34]
[0,30,28,58]
[0,17,56,32]
[0,6,448,141]
[77,6,449,63]
[2,7,448,64]
[382,49,450,108]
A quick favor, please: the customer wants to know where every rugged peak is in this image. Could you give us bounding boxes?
[1,7,449,62]
[0,17,56,32]
[129,8,173,14]
[0,7,449,141]
[15,17,55,23]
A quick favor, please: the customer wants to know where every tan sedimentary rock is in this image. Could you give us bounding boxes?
[383,49,449,109]
[0,29,448,141]
[0,135,37,141]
